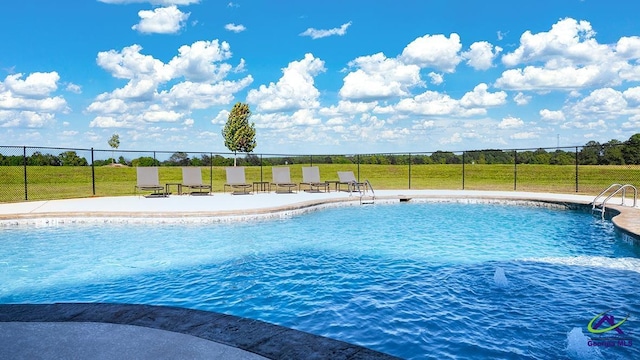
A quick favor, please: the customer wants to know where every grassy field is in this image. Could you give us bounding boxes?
[0,164,638,202]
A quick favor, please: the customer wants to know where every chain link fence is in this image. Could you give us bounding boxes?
[1,145,639,202]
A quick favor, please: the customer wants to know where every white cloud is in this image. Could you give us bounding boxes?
[502,18,606,67]
[142,109,184,122]
[495,65,609,90]
[247,53,325,112]
[393,84,505,118]
[300,22,351,39]
[0,110,56,128]
[540,109,566,122]
[561,119,607,130]
[290,108,321,125]
[0,72,68,128]
[498,116,524,129]
[65,83,82,94]
[412,120,435,129]
[89,116,132,128]
[459,83,507,108]
[495,18,640,91]
[400,33,462,72]
[428,72,443,85]
[615,36,640,60]
[251,110,321,130]
[88,40,252,128]
[571,87,627,116]
[623,86,640,103]
[224,23,246,33]
[319,100,378,117]
[511,132,538,139]
[132,6,190,34]
[234,58,246,73]
[379,128,410,140]
[111,79,157,101]
[513,92,531,105]
[496,65,604,90]
[339,52,423,101]
[169,40,233,82]
[211,109,229,125]
[162,76,253,109]
[87,98,129,114]
[395,91,462,116]
[442,132,462,144]
[3,72,59,98]
[462,41,502,70]
[97,44,172,81]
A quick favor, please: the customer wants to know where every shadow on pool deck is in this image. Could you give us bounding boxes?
[0,303,401,360]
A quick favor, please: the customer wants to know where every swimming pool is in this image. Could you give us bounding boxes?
[1,201,639,359]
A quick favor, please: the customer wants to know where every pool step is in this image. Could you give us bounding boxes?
[360,196,375,205]
[591,204,606,219]
[356,179,376,205]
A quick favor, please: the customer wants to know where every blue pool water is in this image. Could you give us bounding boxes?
[1,202,639,359]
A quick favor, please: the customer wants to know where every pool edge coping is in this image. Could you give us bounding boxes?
[0,303,401,360]
[1,191,638,240]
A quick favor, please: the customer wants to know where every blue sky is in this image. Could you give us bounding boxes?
[2,0,640,155]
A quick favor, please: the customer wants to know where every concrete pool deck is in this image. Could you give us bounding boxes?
[1,189,639,359]
[1,189,639,236]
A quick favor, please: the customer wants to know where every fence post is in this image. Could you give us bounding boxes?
[514,150,517,191]
[260,154,263,182]
[210,152,213,190]
[462,151,465,190]
[91,148,96,196]
[357,154,360,182]
[575,147,579,193]
[408,153,412,189]
[23,146,27,201]
[310,155,313,167]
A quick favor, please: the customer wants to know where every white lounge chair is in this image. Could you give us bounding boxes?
[135,167,166,197]
[300,166,329,192]
[182,167,212,195]
[271,167,297,193]
[337,171,365,193]
[224,167,252,194]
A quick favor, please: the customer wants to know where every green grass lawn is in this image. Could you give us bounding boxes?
[0,164,638,202]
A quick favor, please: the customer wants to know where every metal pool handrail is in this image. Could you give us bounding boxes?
[592,183,637,219]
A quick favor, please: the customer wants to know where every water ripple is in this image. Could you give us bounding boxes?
[2,203,639,359]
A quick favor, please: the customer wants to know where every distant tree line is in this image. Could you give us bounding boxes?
[0,151,89,166]
[2,134,640,166]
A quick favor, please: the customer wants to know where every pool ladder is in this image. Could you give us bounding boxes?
[353,180,376,205]
[591,183,637,220]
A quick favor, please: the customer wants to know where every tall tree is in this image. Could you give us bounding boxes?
[222,102,256,166]
[58,151,88,166]
[580,141,601,165]
[601,139,625,165]
[108,133,120,164]
[166,152,190,166]
[622,133,640,164]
